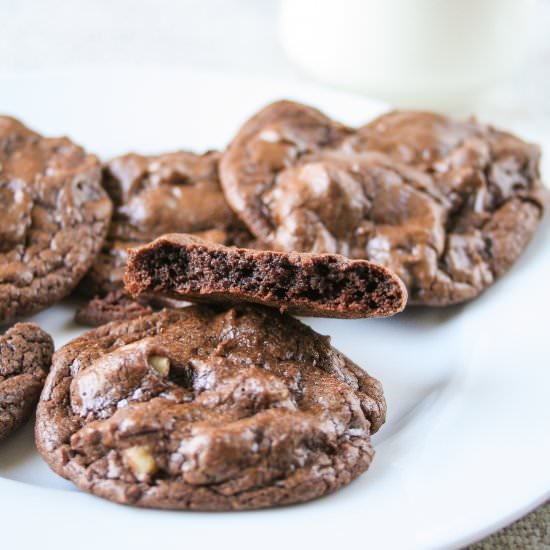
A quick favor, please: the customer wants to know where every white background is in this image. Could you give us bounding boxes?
[1,0,549,140]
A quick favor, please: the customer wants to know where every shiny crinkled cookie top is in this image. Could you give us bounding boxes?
[80,150,252,296]
[219,100,354,241]
[103,150,239,240]
[36,306,386,510]
[0,322,54,441]
[220,102,547,306]
[0,116,112,324]
[342,110,484,167]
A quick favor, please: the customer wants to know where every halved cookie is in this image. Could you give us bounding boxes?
[124,233,407,318]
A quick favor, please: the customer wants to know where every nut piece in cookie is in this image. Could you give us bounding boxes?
[124,446,158,481]
[220,102,547,306]
[0,116,112,324]
[80,150,253,296]
[36,305,386,510]
[124,233,407,319]
[1,323,54,441]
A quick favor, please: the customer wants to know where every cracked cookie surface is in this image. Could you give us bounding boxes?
[0,116,112,324]
[80,150,252,296]
[36,305,385,510]
[220,102,547,305]
[0,323,54,441]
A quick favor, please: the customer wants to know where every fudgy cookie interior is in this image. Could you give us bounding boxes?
[125,235,406,318]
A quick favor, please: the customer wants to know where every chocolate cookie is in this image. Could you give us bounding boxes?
[75,290,190,327]
[36,305,385,510]
[343,110,486,167]
[220,102,547,305]
[0,116,112,324]
[124,233,407,318]
[80,150,252,296]
[220,100,353,242]
[1,323,54,441]
[75,290,154,326]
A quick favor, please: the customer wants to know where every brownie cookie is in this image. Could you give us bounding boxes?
[0,116,112,324]
[343,110,487,167]
[80,150,252,296]
[1,323,54,441]
[220,100,353,242]
[124,233,407,318]
[36,305,385,510]
[75,290,191,327]
[75,290,154,326]
[220,102,547,305]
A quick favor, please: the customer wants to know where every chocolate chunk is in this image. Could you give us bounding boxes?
[124,233,407,318]
[1,323,54,441]
[0,116,112,324]
[36,305,385,510]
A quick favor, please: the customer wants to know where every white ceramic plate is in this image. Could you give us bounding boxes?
[1,68,549,550]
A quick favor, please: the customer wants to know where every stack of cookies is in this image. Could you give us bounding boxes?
[0,101,546,510]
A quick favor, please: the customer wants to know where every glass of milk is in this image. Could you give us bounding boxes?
[279,0,536,111]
